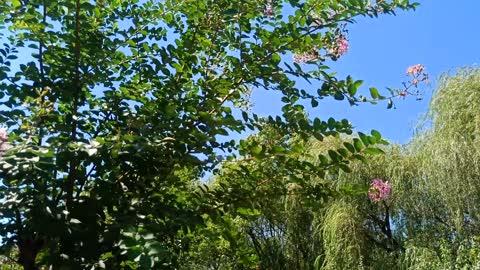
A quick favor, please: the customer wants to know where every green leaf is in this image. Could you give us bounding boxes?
[142,42,150,52]
[364,147,385,155]
[339,164,352,173]
[271,53,281,64]
[371,130,381,141]
[353,154,367,163]
[358,132,370,146]
[328,150,341,162]
[348,83,357,96]
[242,111,249,122]
[354,80,364,89]
[147,243,168,256]
[344,142,356,153]
[251,145,263,155]
[318,154,329,165]
[327,118,336,130]
[216,128,229,136]
[387,98,394,109]
[334,92,345,100]
[127,40,136,47]
[348,80,363,96]
[353,138,363,151]
[369,87,380,99]
[236,207,259,217]
[11,0,21,8]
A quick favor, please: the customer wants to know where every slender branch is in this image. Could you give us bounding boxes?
[77,164,97,197]
[66,0,81,209]
[247,229,266,259]
[433,214,451,228]
[364,232,394,252]
[14,208,23,235]
[3,254,19,265]
[384,202,392,239]
[39,1,46,86]
[92,110,112,138]
[36,1,47,147]
[207,78,244,115]
[258,22,336,64]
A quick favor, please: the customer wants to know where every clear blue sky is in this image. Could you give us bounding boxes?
[252,1,480,144]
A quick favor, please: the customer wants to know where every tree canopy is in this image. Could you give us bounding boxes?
[0,0,424,269]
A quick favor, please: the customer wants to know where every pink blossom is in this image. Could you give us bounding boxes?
[368,178,391,202]
[336,36,349,56]
[406,64,425,76]
[328,36,349,58]
[0,143,9,151]
[0,128,8,156]
[293,50,320,63]
[0,128,7,142]
[264,3,274,18]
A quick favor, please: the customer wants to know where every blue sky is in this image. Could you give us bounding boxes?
[253,1,480,144]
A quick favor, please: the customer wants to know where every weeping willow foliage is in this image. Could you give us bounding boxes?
[412,68,480,231]
[330,68,480,269]
[307,138,408,269]
[320,200,366,270]
[398,68,480,268]
[283,183,323,270]
[301,68,480,269]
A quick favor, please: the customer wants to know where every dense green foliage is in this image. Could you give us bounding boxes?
[185,68,480,270]
[0,0,421,269]
[4,1,479,270]
[327,68,480,269]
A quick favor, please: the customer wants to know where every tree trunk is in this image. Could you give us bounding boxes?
[18,238,42,270]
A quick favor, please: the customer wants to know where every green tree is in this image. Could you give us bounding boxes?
[297,68,480,270]
[0,0,418,269]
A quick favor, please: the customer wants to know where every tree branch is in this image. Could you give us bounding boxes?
[66,0,81,209]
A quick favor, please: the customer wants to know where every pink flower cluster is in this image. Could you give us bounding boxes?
[406,64,428,87]
[293,50,320,63]
[327,36,349,59]
[335,36,349,57]
[293,35,349,64]
[0,129,7,142]
[0,128,8,154]
[406,64,425,76]
[368,178,391,202]
[397,64,428,98]
[264,2,274,18]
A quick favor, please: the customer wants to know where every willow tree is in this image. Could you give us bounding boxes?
[398,68,480,269]
[311,68,480,269]
[0,0,419,269]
